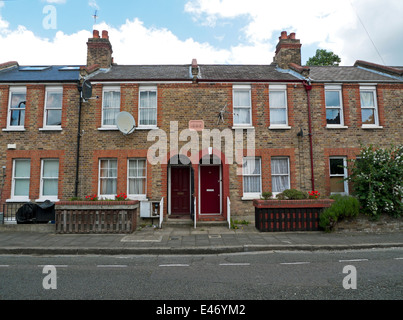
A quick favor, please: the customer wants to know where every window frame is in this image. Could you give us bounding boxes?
[98,159,118,200]
[271,157,291,196]
[38,159,60,202]
[101,86,121,129]
[233,85,252,127]
[269,85,289,128]
[329,157,349,195]
[242,157,262,199]
[360,86,379,127]
[7,87,27,131]
[325,85,345,127]
[127,158,147,200]
[43,86,63,130]
[10,159,31,202]
[138,86,158,129]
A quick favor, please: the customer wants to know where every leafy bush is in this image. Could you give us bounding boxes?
[276,189,308,200]
[261,192,272,200]
[347,145,403,219]
[319,195,360,232]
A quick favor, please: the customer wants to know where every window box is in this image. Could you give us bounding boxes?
[253,199,334,232]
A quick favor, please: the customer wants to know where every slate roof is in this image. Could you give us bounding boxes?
[309,66,403,83]
[89,64,301,82]
[0,65,82,83]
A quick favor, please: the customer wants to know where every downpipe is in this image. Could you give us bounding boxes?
[303,80,315,191]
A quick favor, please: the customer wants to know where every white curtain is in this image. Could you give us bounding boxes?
[103,91,120,126]
[243,158,261,193]
[128,160,146,195]
[140,91,157,126]
[272,158,289,193]
[270,91,287,125]
[360,91,374,107]
[234,90,251,125]
[100,160,117,195]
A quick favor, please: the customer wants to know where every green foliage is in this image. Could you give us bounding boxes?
[319,195,360,232]
[306,49,341,66]
[276,189,308,200]
[261,191,272,200]
[347,145,403,219]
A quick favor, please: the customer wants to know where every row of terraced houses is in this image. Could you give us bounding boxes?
[0,30,402,225]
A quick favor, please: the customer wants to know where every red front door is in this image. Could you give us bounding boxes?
[171,167,191,215]
[200,166,221,214]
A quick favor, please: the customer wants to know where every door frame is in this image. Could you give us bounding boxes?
[168,165,192,216]
[198,164,222,216]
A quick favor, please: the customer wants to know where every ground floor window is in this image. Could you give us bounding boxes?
[11,159,31,201]
[242,157,261,199]
[329,157,349,195]
[99,159,117,199]
[40,159,59,201]
[271,157,290,194]
[128,159,147,199]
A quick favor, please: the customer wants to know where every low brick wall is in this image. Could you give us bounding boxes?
[55,201,139,234]
[335,214,403,233]
[253,199,334,232]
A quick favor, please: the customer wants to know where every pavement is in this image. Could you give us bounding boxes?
[0,222,402,255]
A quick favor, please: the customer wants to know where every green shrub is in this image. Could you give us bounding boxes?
[348,145,402,219]
[276,189,308,200]
[261,192,272,200]
[319,195,360,232]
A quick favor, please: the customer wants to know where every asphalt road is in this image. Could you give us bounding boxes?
[0,248,402,302]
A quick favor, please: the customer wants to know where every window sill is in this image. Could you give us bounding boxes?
[39,128,62,132]
[326,125,348,129]
[6,198,30,203]
[128,195,147,201]
[232,126,255,130]
[3,128,26,132]
[98,127,119,131]
[36,198,60,203]
[241,195,261,201]
[361,125,383,129]
[136,126,158,130]
[269,126,291,130]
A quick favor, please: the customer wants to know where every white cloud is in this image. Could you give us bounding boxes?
[184,0,403,66]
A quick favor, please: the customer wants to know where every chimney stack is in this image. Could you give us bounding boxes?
[273,31,302,69]
[87,29,113,69]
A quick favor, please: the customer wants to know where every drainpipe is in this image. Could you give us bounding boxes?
[303,80,315,191]
[75,84,83,198]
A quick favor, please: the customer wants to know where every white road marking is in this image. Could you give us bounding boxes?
[37,265,68,268]
[159,264,190,267]
[280,262,310,265]
[97,265,128,268]
[0,265,10,268]
[338,259,368,263]
[219,263,251,266]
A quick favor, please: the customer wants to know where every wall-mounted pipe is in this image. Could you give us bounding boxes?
[303,81,315,191]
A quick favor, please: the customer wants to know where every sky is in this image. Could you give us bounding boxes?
[0,0,402,67]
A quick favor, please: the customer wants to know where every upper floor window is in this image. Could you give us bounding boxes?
[11,159,31,201]
[269,85,288,128]
[325,85,344,127]
[7,87,26,130]
[44,87,63,129]
[139,86,157,128]
[233,85,252,126]
[102,86,121,128]
[360,86,379,127]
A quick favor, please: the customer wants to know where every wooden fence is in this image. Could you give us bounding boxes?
[55,202,139,234]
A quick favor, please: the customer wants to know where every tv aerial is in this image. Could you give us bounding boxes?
[116,112,136,136]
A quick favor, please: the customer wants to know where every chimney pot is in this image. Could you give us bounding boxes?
[289,32,296,39]
[93,30,100,38]
[280,31,288,39]
[102,30,109,39]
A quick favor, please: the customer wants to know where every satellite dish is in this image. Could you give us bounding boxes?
[116,112,136,135]
[82,80,93,100]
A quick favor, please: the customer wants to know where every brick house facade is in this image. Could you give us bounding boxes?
[0,30,402,224]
